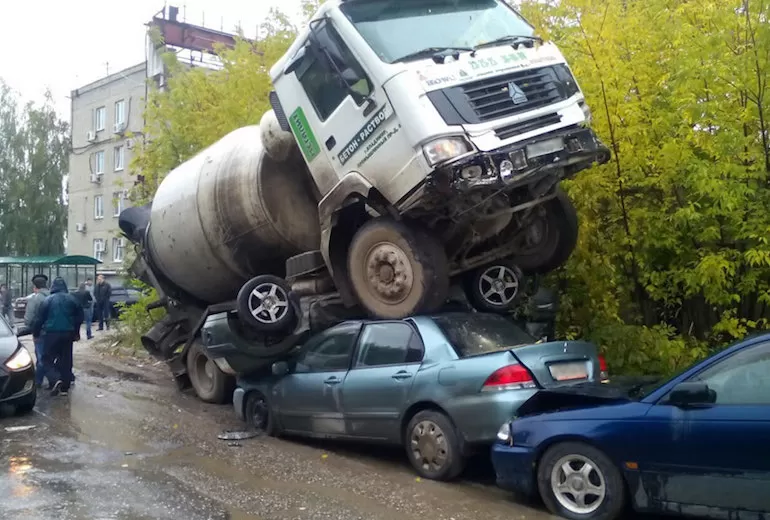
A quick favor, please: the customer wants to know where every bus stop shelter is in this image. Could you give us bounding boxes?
[0,255,102,299]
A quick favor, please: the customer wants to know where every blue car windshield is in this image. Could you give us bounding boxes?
[432,313,535,357]
[340,0,534,64]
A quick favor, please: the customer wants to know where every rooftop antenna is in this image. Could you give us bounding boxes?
[182,3,186,22]
[105,61,110,75]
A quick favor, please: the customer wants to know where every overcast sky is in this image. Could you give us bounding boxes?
[0,0,304,119]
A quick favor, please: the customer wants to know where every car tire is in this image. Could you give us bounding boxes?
[236,275,296,334]
[512,188,579,274]
[464,260,524,314]
[405,410,465,481]
[14,389,36,415]
[347,218,449,319]
[186,342,233,404]
[537,441,627,520]
[245,390,278,437]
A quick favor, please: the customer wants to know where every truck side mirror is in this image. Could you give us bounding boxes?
[284,46,307,75]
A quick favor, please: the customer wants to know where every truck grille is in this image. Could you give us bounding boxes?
[495,113,562,140]
[461,66,567,123]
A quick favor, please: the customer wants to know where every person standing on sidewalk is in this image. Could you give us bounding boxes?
[32,277,83,396]
[94,275,112,331]
[77,280,94,340]
[22,274,50,388]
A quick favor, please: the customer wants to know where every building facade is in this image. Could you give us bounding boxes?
[67,63,146,274]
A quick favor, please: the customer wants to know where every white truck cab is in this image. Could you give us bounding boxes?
[268,0,610,319]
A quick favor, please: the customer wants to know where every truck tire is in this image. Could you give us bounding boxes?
[236,275,296,334]
[513,188,579,274]
[186,342,232,404]
[464,260,524,314]
[347,218,449,319]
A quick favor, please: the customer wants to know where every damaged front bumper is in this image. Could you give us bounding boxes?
[436,126,610,193]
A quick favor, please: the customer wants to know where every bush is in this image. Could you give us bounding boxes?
[113,284,165,353]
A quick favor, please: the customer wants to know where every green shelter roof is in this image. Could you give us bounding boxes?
[0,255,102,265]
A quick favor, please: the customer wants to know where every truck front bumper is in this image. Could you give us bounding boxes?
[437,126,610,193]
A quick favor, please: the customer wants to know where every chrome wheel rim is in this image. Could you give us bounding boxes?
[550,454,607,514]
[477,265,519,306]
[249,282,289,324]
[410,420,448,473]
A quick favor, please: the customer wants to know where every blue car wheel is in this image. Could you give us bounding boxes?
[537,442,626,520]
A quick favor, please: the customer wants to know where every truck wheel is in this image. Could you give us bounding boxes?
[186,342,232,404]
[347,219,449,319]
[464,260,523,314]
[513,188,579,274]
[237,275,296,334]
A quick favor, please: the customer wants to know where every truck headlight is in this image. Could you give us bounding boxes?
[422,137,472,166]
[5,347,32,370]
[496,422,512,443]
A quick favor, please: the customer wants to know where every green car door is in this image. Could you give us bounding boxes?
[276,322,362,436]
[341,321,424,441]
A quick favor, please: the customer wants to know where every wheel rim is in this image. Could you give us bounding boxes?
[409,420,449,474]
[550,453,607,515]
[194,353,215,393]
[250,396,269,433]
[477,265,519,306]
[248,282,289,324]
[363,242,414,305]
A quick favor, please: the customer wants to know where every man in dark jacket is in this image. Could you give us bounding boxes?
[94,274,112,331]
[77,281,94,340]
[32,277,84,396]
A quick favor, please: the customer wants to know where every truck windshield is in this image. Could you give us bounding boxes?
[340,0,534,64]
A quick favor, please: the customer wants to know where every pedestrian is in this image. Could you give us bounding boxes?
[94,274,112,331]
[32,277,84,396]
[23,274,50,388]
[0,284,12,324]
[77,280,94,340]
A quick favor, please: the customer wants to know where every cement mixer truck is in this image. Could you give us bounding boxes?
[119,0,609,402]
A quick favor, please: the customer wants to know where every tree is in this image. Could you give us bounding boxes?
[0,81,69,255]
[520,0,770,373]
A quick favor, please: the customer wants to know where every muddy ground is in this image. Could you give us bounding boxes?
[0,332,630,520]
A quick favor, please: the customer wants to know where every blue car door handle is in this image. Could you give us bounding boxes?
[324,376,341,385]
[392,371,413,380]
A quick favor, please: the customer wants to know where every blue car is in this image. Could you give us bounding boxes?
[491,333,770,520]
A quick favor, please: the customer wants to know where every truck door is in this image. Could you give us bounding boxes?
[281,18,407,197]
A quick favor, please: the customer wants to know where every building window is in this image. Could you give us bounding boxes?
[113,191,125,217]
[94,195,104,219]
[95,106,106,131]
[93,238,105,262]
[115,100,126,126]
[114,146,124,171]
[95,150,105,174]
[112,237,125,263]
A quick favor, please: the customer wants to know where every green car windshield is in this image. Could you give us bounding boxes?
[340,0,534,64]
[432,314,535,357]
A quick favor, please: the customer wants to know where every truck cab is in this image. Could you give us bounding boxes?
[269,0,609,319]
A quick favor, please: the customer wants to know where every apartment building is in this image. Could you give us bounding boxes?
[67,63,146,273]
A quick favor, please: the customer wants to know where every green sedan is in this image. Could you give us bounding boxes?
[230,312,608,481]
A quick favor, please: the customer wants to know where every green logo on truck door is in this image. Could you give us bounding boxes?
[289,107,320,162]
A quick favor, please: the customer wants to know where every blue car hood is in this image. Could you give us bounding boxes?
[515,383,632,418]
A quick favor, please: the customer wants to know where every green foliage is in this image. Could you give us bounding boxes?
[0,81,69,254]
[113,284,166,352]
[522,0,770,373]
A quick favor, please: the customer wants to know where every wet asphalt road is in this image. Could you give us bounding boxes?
[0,334,557,520]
